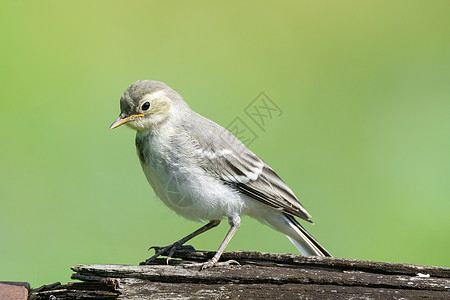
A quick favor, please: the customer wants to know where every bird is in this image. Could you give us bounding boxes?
[110,80,331,269]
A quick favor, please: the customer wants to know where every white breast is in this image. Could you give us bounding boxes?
[136,130,245,222]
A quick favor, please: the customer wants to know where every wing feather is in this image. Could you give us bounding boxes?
[181,114,313,222]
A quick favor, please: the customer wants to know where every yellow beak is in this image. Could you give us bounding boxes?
[109,114,144,129]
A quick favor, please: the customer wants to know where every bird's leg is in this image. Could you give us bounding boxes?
[186,215,241,270]
[145,220,221,264]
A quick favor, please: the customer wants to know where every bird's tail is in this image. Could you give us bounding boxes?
[284,215,331,256]
[262,213,331,257]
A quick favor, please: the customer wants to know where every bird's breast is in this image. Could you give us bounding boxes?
[135,132,245,221]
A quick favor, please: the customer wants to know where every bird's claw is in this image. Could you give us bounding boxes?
[145,244,196,265]
[183,259,240,270]
[145,243,179,264]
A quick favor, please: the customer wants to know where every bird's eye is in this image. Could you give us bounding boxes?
[141,101,151,111]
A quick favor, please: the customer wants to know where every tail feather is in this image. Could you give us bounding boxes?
[284,215,331,257]
[260,212,331,257]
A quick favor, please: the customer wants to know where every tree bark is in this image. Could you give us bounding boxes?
[28,250,450,299]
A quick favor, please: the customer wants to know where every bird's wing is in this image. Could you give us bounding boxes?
[181,115,313,222]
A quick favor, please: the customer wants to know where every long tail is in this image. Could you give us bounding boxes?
[284,215,331,256]
[262,213,331,257]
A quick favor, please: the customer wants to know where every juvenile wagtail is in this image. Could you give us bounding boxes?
[110,80,331,269]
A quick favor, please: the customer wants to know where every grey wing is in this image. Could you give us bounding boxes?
[182,115,313,223]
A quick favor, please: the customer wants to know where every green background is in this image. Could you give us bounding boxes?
[1,1,449,287]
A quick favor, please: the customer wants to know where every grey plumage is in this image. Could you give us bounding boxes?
[111,80,331,268]
[179,112,314,222]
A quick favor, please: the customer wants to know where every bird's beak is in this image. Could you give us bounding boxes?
[109,113,144,129]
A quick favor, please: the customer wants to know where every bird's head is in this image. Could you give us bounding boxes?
[110,80,186,131]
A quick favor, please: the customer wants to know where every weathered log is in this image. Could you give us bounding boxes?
[28,250,450,299]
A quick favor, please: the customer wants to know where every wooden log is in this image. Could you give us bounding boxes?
[28,250,450,299]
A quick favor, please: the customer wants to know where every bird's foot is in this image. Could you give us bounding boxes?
[145,243,196,265]
[183,259,240,270]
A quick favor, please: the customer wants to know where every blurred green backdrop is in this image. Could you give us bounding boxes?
[1,0,449,287]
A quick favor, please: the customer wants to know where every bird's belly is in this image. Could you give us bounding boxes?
[140,161,244,221]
